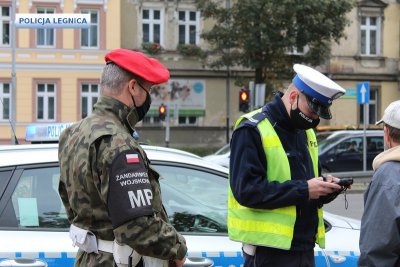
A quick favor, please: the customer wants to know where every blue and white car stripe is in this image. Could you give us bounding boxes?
[1,250,359,267]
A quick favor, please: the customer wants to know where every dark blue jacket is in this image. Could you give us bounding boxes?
[229,92,320,251]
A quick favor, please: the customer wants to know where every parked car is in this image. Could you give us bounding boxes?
[0,144,360,267]
[319,130,384,172]
[203,144,230,168]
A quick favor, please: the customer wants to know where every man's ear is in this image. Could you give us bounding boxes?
[288,90,299,106]
[384,125,391,148]
[128,79,136,95]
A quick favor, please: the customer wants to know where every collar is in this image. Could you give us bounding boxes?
[264,92,297,131]
[93,96,138,133]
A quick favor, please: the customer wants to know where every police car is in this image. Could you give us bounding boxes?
[0,128,360,267]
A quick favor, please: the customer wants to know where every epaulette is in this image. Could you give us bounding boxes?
[236,108,269,130]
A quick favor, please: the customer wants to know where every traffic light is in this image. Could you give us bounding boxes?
[239,87,249,112]
[159,103,167,121]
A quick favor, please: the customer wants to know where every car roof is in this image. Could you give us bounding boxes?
[0,144,227,173]
[141,144,201,159]
[324,130,383,140]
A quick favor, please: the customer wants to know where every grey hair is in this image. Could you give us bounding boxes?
[100,63,135,95]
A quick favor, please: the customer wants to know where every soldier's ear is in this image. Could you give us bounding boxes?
[128,79,136,95]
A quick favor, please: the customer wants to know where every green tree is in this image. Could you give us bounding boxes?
[197,0,354,95]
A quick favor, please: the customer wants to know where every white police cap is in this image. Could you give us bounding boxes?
[292,64,346,120]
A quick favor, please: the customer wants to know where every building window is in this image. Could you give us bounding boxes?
[36,7,55,47]
[178,11,199,45]
[81,83,99,119]
[1,5,10,46]
[288,45,309,55]
[179,116,197,125]
[360,16,381,56]
[0,82,10,120]
[142,9,163,44]
[81,9,98,48]
[359,87,378,125]
[37,83,56,121]
[142,116,161,125]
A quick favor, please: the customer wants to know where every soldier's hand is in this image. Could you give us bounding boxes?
[173,257,186,267]
[307,177,341,199]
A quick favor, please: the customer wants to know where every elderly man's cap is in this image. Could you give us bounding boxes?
[376,100,400,129]
[105,49,170,84]
[292,64,346,120]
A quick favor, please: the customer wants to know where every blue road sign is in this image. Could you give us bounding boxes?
[357,82,370,104]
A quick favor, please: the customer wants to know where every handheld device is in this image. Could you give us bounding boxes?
[319,176,353,209]
[336,178,353,188]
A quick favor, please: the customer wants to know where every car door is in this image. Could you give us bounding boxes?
[0,164,75,267]
[322,137,363,172]
[151,162,242,267]
[366,136,384,169]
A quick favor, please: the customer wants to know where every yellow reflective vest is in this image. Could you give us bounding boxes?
[228,108,325,249]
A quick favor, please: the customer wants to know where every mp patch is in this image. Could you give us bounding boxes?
[108,150,154,228]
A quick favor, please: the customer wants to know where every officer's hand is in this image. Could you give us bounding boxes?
[307,177,341,199]
[323,174,340,183]
[173,257,186,267]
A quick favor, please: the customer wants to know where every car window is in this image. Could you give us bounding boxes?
[343,137,362,153]
[367,136,384,152]
[0,169,13,197]
[326,137,362,156]
[319,135,344,151]
[153,164,228,234]
[4,167,68,229]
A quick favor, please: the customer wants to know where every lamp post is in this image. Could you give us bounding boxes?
[10,0,17,144]
[225,0,231,144]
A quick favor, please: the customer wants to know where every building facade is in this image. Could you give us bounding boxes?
[0,0,399,148]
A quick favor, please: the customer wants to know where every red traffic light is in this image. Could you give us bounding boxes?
[239,88,250,112]
[240,90,249,102]
[159,104,166,115]
[159,103,166,120]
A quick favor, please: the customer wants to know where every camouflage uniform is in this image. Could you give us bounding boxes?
[59,96,187,267]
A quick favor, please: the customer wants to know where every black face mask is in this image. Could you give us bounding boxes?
[290,96,320,130]
[131,90,152,122]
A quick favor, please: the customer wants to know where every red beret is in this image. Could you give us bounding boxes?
[104,49,170,84]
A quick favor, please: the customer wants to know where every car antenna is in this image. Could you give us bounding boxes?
[0,97,19,144]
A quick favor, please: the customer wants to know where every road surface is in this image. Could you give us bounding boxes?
[324,191,365,221]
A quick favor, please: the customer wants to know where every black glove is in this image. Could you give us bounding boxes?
[317,177,353,208]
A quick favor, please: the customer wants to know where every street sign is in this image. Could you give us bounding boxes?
[357,82,370,171]
[357,82,370,104]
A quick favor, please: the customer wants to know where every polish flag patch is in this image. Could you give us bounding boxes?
[126,154,140,163]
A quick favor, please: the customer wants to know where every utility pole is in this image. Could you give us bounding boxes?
[10,0,17,144]
[225,0,231,144]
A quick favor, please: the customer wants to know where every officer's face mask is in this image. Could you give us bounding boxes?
[130,82,152,122]
[290,95,320,130]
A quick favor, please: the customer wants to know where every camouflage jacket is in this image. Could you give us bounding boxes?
[58,96,187,265]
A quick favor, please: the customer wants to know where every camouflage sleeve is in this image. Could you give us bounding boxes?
[58,179,74,223]
[115,215,187,260]
[58,128,74,223]
[96,133,187,260]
